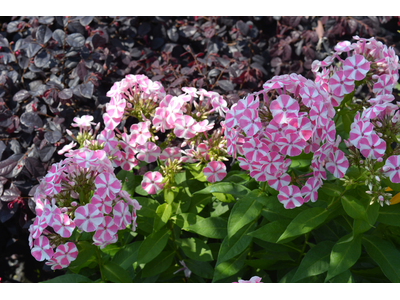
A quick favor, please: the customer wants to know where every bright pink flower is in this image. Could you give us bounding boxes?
[334,41,352,53]
[269,95,299,124]
[278,185,304,209]
[97,129,119,154]
[328,70,355,97]
[277,133,306,157]
[52,214,75,238]
[225,105,240,129]
[349,120,374,148]
[383,155,400,183]
[29,215,48,239]
[343,54,370,81]
[243,138,269,162]
[74,204,104,232]
[301,177,322,203]
[325,150,349,178]
[159,147,182,163]
[260,151,284,175]
[51,242,78,269]
[113,200,132,230]
[324,120,336,144]
[203,161,227,183]
[136,142,161,163]
[359,134,386,159]
[130,122,152,145]
[31,236,54,262]
[193,120,214,133]
[286,117,313,141]
[265,172,291,191]
[103,112,121,130]
[94,216,119,241]
[95,173,122,198]
[309,101,328,128]
[141,171,164,194]
[174,115,197,139]
[373,74,394,95]
[90,192,113,214]
[300,85,322,108]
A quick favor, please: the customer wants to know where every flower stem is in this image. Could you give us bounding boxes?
[95,247,106,282]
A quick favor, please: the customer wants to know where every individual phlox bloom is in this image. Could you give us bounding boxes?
[286,117,313,141]
[373,74,394,95]
[249,164,268,182]
[234,276,263,283]
[325,150,349,178]
[74,204,104,233]
[73,149,100,169]
[309,101,328,128]
[51,242,78,269]
[29,215,48,239]
[174,115,197,139]
[327,89,345,107]
[367,94,395,106]
[260,151,284,176]
[34,198,48,217]
[270,95,299,124]
[44,162,65,183]
[141,171,164,194]
[359,134,386,159]
[324,120,336,144]
[153,107,174,132]
[52,214,75,238]
[236,94,260,113]
[197,143,210,161]
[94,216,119,241]
[103,112,121,130]
[159,147,182,164]
[277,133,306,157]
[225,104,240,129]
[243,138,269,162]
[211,94,229,117]
[117,148,139,171]
[301,177,323,203]
[278,185,304,209]
[203,161,227,183]
[299,85,322,108]
[93,233,118,249]
[361,104,386,120]
[349,120,374,148]
[312,159,327,181]
[95,173,122,198]
[262,134,281,153]
[263,80,284,91]
[182,87,198,98]
[71,115,95,129]
[58,141,77,155]
[31,236,53,262]
[43,202,62,227]
[136,142,161,163]
[237,157,251,171]
[106,81,125,98]
[328,70,355,97]
[91,192,113,214]
[192,119,214,133]
[113,200,132,229]
[238,109,262,137]
[343,54,370,81]
[118,190,142,211]
[265,119,288,138]
[97,129,119,154]
[382,155,400,183]
[265,171,291,191]
[334,41,353,53]
[44,181,62,196]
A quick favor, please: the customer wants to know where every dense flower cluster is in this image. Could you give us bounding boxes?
[224,36,400,208]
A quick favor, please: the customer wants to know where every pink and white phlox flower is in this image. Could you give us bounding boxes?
[373,74,394,95]
[52,214,75,238]
[203,161,227,183]
[238,109,262,137]
[136,142,161,163]
[103,112,121,130]
[382,155,400,183]
[328,70,355,97]
[94,216,119,241]
[309,101,328,128]
[50,242,78,269]
[71,115,96,129]
[141,171,164,194]
[278,185,304,209]
[58,141,77,155]
[91,192,113,214]
[174,115,197,139]
[343,54,370,81]
[74,204,104,233]
[270,95,299,124]
[277,133,306,157]
[243,138,269,162]
[359,134,386,159]
[113,200,132,230]
[31,236,53,262]
[234,276,263,283]
[29,215,48,239]
[159,147,182,164]
[153,107,174,132]
[325,150,349,178]
[286,117,313,141]
[349,120,374,148]
[301,177,323,203]
[95,173,122,198]
[265,171,291,191]
[97,129,119,154]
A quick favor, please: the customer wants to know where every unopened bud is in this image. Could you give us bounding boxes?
[377,132,383,137]
[376,121,383,128]
[375,176,381,182]
[360,160,364,164]
[377,157,383,162]
[71,201,78,207]
[378,195,384,201]
[61,207,68,213]
[366,190,373,194]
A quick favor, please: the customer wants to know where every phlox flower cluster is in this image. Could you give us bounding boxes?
[224,36,400,209]
[99,74,230,192]
[29,145,141,269]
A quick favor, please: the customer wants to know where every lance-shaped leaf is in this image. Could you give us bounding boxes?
[291,240,335,282]
[184,217,227,239]
[101,261,132,283]
[193,182,250,198]
[137,227,171,265]
[247,219,293,243]
[141,250,175,278]
[177,237,213,262]
[377,204,400,227]
[212,250,248,282]
[153,202,172,232]
[325,233,362,282]
[112,241,142,270]
[362,235,400,283]
[277,207,329,243]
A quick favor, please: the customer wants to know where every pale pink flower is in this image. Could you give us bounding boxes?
[203,161,227,183]
[90,192,113,214]
[58,141,77,155]
[74,204,104,233]
[141,171,164,194]
[71,115,95,129]
[173,260,191,278]
[238,109,262,137]
[113,201,132,230]
[130,122,152,145]
[234,276,263,283]
[174,115,197,139]
[97,129,119,154]
[94,216,119,241]
[29,215,48,239]
[50,242,78,269]
[277,133,306,157]
[349,120,374,148]
[301,177,323,203]
[159,147,182,163]
[328,70,355,97]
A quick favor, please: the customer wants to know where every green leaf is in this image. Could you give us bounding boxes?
[247,219,291,243]
[353,219,371,236]
[212,250,248,282]
[153,203,172,232]
[377,203,400,226]
[68,241,96,273]
[362,235,400,283]
[100,244,120,257]
[261,196,306,222]
[137,227,171,264]
[227,190,266,238]
[328,269,354,283]
[185,163,207,182]
[135,197,159,218]
[277,207,329,243]
[342,194,379,226]
[112,241,142,270]
[382,177,400,192]
[41,274,93,283]
[135,180,149,196]
[291,241,335,282]
[217,221,255,265]
[212,192,236,203]
[325,233,362,282]
[184,259,214,279]
[184,217,227,239]
[187,194,212,214]
[177,237,213,261]
[141,250,175,278]
[101,261,132,283]
[319,182,343,197]
[193,182,250,198]
[117,170,142,197]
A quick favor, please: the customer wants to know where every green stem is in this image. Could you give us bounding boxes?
[326,190,346,211]
[297,232,310,263]
[96,247,106,282]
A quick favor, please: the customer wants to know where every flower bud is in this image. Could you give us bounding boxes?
[376,121,383,128]
[377,157,383,162]
[71,201,78,207]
